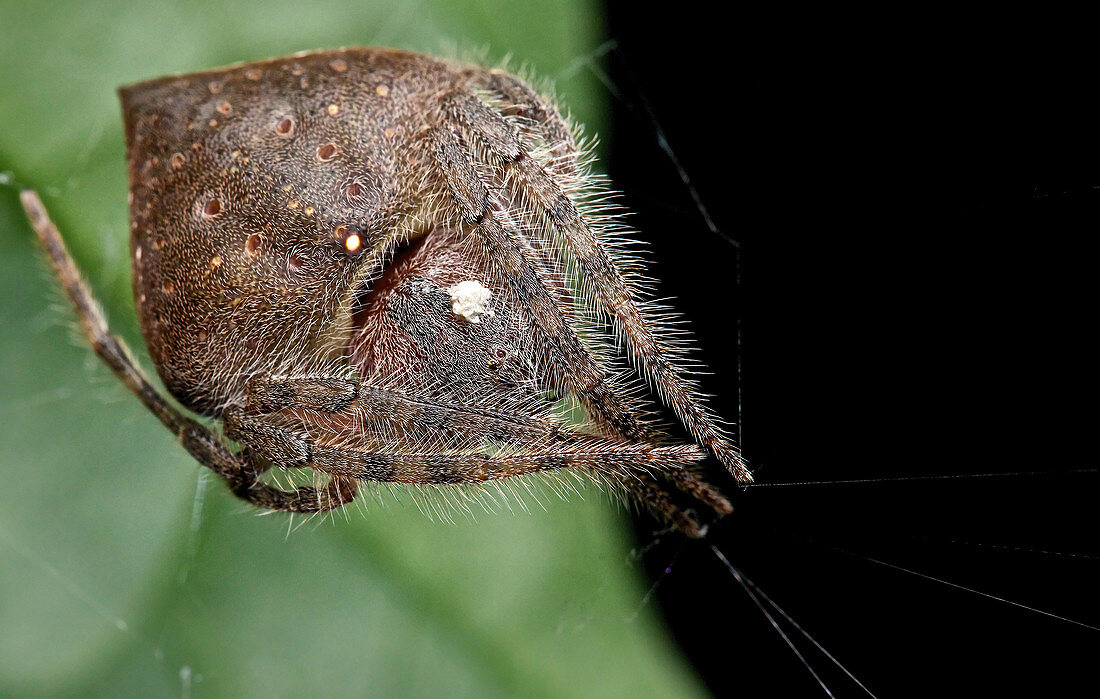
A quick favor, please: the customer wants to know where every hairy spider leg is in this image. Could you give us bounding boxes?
[428,97,734,532]
[473,73,739,525]
[438,87,751,484]
[232,376,711,520]
[225,400,706,486]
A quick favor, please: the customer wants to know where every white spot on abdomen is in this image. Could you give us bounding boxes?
[448,280,494,323]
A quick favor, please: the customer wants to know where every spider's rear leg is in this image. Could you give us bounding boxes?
[20,189,356,514]
[438,90,751,483]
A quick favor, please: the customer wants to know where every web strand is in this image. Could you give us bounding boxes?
[709,545,837,697]
[825,544,1100,633]
[745,466,1099,489]
[711,545,878,697]
[571,40,741,250]
[909,535,1100,561]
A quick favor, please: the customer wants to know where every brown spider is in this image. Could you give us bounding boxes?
[21,48,749,536]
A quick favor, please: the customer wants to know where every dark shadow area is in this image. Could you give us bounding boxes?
[605,7,1100,696]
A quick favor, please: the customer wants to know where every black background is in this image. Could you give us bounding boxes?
[607,7,1099,697]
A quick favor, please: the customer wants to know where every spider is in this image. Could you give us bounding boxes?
[21,48,749,536]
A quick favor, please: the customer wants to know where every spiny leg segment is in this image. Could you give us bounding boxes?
[427,89,741,531]
[432,121,649,443]
[431,88,751,483]
[231,375,707,487]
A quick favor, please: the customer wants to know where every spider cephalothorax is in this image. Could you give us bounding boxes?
[24,48,748,536]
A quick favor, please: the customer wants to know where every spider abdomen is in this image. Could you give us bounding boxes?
[121,49,471,415]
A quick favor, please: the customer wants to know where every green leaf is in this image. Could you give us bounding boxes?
[0,2,703,695]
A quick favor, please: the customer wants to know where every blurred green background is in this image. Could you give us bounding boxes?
[0,1,704,695]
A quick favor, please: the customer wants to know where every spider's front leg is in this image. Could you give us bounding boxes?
[428,87,751,482]
[431,124,649,443]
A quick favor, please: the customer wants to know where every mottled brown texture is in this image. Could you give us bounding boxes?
[26,48,748,535]
[122,49,440,414]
